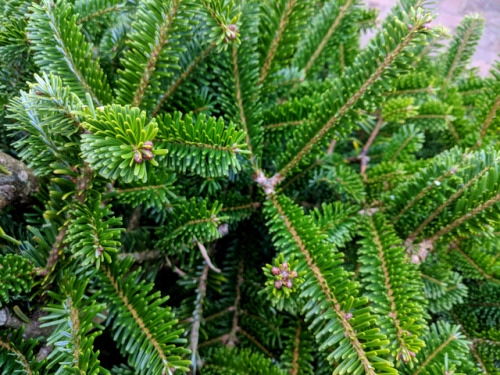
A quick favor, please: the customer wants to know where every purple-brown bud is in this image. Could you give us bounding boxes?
[289,270,298,279]
[274,280,283,289]
[141,149,154,160]
[284,279,293,289]
[281,270,289,279]
[35,91,43,96]
[345,312,353,320]
[96,246,104,256]
[134,151,143,164]
[143,141,154,149]
[281,262,288,270]
[271,266,280,276]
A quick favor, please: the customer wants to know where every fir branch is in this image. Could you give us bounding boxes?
[0,339,33,375]
[262,120,308,130]
[428,191,500,244]
[477,94,500,146]
[76,4,121,24]
[276,19,425,179]
[411,334,457,375]
[360,114,383,181]
[28,1,112,105]
[227,260,243,346]
[190,263,209,373]
[268,194,384,375]
[238,328,275,359]
[450,310,489,374]
[407,153,500,242]
[152,42,216,117]
[443,15,484,89]
[132,0,179,107]
[232,45,254,161]
[37,226,67,277]
[291,323,301,375]
[393,160,464,222]
[257,0,296,86]
[449,244,500,284]
[100,261,189,374]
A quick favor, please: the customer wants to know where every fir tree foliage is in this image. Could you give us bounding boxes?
[0,0,499,373]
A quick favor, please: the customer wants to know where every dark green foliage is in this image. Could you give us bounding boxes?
[0,254,34,307]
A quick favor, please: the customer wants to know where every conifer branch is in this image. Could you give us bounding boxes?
[76,4,121,24]
[262,120,308,130]
[477,94,500,146]
[220,202,260,212]
[102,267,175,371]
[258,0,296,86]
[227,260,243,346]
[190,263,209,373]
[393,161,463,222]
[367,215,409,353]
[276,24,421,179]
[238,328,274,359]
[290,323,301,375]
[449,244,500,284]
[360,114,383,181]
[302,0,353,75]
[443,16,481,89]
[411,334,457,375]
[407,154,500,242]
[152,42,216,117]
[269,194,378,375]
[450,310,489,374]
[420,273,445,286]
[428,191,500,245]
[37,226,67,277]
[132,0,180,107]
[0,339,33,375]
[232,45,254,161]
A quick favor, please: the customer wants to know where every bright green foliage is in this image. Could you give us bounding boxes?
[382,97,418,123]
[81,104,167,183]
[66,197,123,267]
[41,276,108,375]
[156,112,249,177]
[358,214,426,364]
[199,0,241,48]
[264,194,394,375]
[7,73,86,175]
[98,257,190,374]
[257,0,314,89]
[441,14,485,88]
[28,0,112,105]
[293,0,360,77]
[1,0,499,373]
[114,0,198,109]
[0,254,34,307]
[275,6,433,176]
